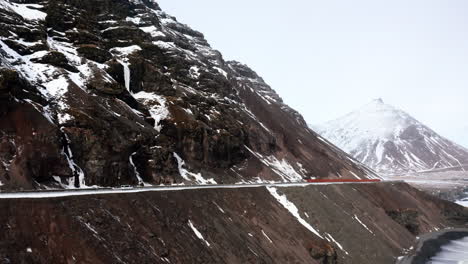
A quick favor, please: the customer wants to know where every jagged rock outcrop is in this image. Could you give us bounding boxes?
[0,0,377,190]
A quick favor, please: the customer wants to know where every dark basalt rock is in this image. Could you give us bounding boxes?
[101,27,148,44]
[87,74,125,95]
[0,102,73,188]
[0,69,45,104]
[2,39,46,56]
[30,51,79,73]
[13,28,46,43]
[0,69,18,94]
[77,45,112,63]
[124,56,174,95]
[66,30,101,45]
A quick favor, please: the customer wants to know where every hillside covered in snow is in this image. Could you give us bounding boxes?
[315,99,468,175]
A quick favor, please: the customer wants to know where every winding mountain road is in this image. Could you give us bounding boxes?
[0,181,403,199]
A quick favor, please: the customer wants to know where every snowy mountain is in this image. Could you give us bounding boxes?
[315,99,468,175]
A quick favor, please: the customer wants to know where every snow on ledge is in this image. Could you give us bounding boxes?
[134,91,170,132]
[246,147,305,182]
[110,45,142,56]
[173,153,216,185]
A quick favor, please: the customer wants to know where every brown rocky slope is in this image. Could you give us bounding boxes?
[0,182,466,264]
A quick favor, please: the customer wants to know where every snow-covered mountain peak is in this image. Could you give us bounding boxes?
[315,100,468,175]
[373,98,384,104]
[358,98,402,115]
[324,99,415,147]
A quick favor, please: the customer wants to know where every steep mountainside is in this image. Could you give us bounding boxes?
[0,183,466,264]
[0,0,377,190]
[315,99,468,175]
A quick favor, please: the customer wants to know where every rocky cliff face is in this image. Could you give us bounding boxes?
[315,99,468,175]
[0,0,376,190]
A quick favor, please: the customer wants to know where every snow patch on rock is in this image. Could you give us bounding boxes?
[173,153,216,185]
[246,147,304,182]
[134,91,170,132]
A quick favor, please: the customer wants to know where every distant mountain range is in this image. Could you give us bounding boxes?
[314,99,468,175]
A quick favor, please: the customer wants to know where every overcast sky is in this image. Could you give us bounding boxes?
[157,0,468,147]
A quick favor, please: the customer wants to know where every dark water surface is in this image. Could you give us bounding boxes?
[427,236,468,263]
[398,230,468,264]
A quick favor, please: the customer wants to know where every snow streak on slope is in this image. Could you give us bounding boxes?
[188,220,211,247]
[315,99,468,175]
[173,153,217,185]
[267,187,323,238]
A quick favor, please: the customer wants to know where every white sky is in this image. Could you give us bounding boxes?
[157,0,468,147]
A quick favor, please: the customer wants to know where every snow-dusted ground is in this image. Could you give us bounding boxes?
[0,181,398,199]
[387,170,468,208]
[428,236,468,264]
[386,170,468,190]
